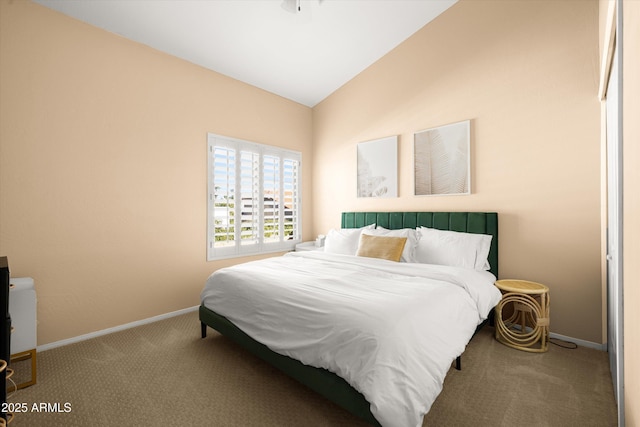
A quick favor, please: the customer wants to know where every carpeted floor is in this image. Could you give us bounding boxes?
[7,310,617,426]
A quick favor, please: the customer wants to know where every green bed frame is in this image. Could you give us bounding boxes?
[200,211,498,426]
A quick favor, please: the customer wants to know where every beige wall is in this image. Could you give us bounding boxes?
[312,0,602,343]
[0,0,313,345]
[0,0,612,349]
[2,0,635,421]
[623,0,640,424]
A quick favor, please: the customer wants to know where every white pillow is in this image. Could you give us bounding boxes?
[323,224,375,255]
[362,227,419,262]
[415,227,492,270]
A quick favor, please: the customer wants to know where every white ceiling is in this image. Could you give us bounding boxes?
[34,0,457,107]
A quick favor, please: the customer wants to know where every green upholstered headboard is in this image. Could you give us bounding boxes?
[341,211,499,278]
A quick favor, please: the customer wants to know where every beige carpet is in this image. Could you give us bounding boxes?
[8,311,617,426]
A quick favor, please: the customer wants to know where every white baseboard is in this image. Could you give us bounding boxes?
[549,331,606,351]
[37,306,607,353]
[37,305,200,352]
[501,323,606,351]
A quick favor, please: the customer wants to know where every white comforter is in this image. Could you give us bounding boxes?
[201,251,501,427]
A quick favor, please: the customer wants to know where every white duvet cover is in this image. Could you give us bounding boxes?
[201,251,501,427]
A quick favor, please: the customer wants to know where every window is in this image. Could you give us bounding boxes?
[207,133,302,260]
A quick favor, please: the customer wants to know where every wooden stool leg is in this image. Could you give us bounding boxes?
[9,349,37,390]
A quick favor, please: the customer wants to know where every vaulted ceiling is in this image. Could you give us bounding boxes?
[35,0,457,107]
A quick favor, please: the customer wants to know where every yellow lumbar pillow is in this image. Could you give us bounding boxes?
[356,233,408,262]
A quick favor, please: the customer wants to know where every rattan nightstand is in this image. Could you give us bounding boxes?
[494,279,550,353]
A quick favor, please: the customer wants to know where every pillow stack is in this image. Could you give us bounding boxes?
[322,224,492,270]
[323,225,419,263]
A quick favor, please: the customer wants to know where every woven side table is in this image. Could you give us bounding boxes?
[494,279,550,353]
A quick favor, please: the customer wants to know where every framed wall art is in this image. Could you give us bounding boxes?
[357,135,398,198]
[414,120,470,196]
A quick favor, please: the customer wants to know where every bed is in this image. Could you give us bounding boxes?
[200,211,499,427]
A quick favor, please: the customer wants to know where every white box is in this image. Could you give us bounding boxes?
[9,277,37,354]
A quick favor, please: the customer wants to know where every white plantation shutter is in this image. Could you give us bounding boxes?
[212,146,236,249]
[207,134,302,260]
[263,154,280,244]
[239,150,260,246]
[283,158,299,241]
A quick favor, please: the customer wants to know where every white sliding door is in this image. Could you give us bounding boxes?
[606,42,624,427]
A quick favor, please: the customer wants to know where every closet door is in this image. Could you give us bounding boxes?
[606,46,624,426]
